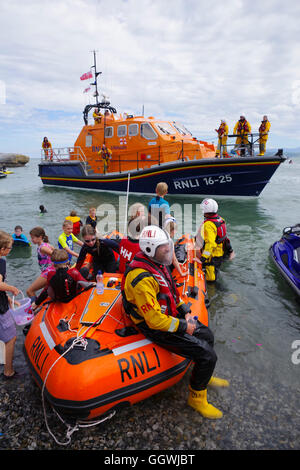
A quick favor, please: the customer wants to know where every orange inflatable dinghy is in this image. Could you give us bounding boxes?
[23,234,208,424]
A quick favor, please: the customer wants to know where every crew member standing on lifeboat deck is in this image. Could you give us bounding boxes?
[99,144,112,174]
[215,120,228,158]
[196,199,235,282]
[258,115,271,156]
[42,137,53,161]
[123,225,229,419]
[93,108,103,124]
[233,115,251,156]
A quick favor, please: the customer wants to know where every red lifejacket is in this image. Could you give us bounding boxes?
[204,214,227,244]
[217,124,226,136]
[72,221,81,235]
[259,121,266,133]
[118,237,140,273]
[122,251,180,319]
[237,120,249,133]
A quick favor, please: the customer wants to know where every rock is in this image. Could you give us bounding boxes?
[0,153,30,167]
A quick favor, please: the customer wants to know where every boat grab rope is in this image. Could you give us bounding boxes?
[41,335,115,446]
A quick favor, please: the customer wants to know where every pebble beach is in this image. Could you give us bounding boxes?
[1,358,299,451]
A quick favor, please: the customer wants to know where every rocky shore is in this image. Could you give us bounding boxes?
[0,357,299,451]
[0,153,30,167]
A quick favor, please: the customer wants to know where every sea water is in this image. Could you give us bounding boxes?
[1,156,299,422]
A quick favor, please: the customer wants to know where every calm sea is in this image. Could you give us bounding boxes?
[1,156,299,418]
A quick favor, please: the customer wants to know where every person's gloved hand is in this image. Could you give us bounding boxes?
[177,302,191,317]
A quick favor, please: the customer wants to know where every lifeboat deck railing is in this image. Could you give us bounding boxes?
[218,132,262,158]
[41,146,88,168]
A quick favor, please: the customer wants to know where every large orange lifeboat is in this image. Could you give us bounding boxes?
[23,235,208,423]
[38,53,286,197]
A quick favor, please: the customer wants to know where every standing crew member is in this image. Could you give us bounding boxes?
[99,144,112,174]
[215,120,229,158]
[258,115,271,156]
[195,199,235,282]
[233,115,251,156]
[123,225,229,419]
[93,108,103,124]
[42,137,53,161]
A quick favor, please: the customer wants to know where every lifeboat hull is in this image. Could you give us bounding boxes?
[38,155,285,197]
[23,235,208,421]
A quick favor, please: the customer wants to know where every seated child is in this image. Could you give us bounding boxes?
[32,249,91,308]
[58,220,83,263]
[12,225,30,246]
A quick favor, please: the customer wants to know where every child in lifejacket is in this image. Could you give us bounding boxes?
[58,220,83,264]
[65,210,83,235]
[32,249,91,308]
[85,207,98,230]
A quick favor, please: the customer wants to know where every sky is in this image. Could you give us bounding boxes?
[1,0,300,157]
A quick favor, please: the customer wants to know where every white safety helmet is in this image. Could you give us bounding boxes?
[139,225,174,265]
[200,198,218,214]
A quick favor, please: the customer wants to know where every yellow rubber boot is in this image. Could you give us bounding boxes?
[208,376,230,387]
[187,386,223,419]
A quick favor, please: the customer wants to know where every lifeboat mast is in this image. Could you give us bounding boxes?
[83,50,117,125]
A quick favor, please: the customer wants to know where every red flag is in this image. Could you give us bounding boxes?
[80,71,93,80]
[83,87,91,93]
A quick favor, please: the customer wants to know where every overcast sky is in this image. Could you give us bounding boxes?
[1,0,300,156]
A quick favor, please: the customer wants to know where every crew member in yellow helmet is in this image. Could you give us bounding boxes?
[258,115,271,156]
[215,120,229,158]
[233,115,251,156]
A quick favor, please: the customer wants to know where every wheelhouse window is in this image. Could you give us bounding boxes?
[85,134,92,147]
[117,125,127,137]
[128,123,139,136]
[154,122,176,135]
[141,123,158,140]
[172,122,192,136]
[105,126,114,138]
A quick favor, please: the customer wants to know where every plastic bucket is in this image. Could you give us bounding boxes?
[8,292,34,326]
